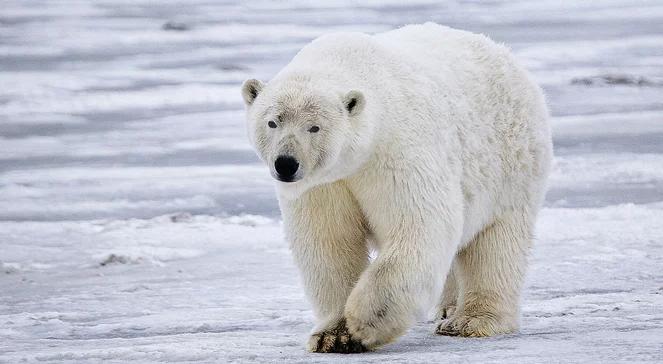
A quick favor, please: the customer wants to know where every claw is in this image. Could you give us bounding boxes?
[309,318,368,354]
[435,320,460,336]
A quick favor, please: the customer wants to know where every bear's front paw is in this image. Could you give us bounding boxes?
[344,298,405,349]
[307,318,367,354]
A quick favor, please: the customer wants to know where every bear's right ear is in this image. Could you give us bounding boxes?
[241,79,264,106]
[343,90,365,117]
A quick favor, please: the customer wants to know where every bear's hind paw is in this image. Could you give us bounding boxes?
[435,319,461,336]
[435,313,517,337]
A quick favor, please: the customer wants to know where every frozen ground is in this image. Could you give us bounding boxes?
[1,0,663,363]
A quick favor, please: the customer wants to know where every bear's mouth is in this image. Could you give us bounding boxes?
[270,168,303,183]
[276,174,300,183]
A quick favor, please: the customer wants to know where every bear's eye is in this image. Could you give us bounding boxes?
[308,125,320,133]
[268,120,277,128]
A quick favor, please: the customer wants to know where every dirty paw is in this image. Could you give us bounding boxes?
[435,314,516,337]
[435,318,461,336]
[307,319,367,354]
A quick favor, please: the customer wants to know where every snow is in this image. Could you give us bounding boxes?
[1,0,662,362]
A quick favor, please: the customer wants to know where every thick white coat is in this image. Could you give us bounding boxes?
[242,23,552,352]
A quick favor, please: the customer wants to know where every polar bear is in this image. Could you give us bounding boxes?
[241,23,552,353]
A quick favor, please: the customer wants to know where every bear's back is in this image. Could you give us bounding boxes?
[280,24,513,91]
[282,31,395,81]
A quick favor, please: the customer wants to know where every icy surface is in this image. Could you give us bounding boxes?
[1,1,663,363]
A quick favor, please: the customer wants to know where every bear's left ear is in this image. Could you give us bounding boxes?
[344,90,365,116]
[241,79,264,106]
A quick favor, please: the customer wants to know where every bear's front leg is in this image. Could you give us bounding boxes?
[343,187,462,349]
[280,182,369,353]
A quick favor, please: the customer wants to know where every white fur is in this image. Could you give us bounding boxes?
[242,23,552,352]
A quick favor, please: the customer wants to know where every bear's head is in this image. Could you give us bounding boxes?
[241,77,372,197]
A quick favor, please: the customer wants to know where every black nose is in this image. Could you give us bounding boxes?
[274,155,299,182]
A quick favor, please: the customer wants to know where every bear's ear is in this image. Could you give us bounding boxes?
[343,90,365,116]
[241,79,264,106]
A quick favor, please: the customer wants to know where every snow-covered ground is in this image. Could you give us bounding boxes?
[1,1,663,362]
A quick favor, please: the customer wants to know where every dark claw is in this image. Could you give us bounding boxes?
[332,333,366,354]
[312,318,368,354]
[436,323,460,337]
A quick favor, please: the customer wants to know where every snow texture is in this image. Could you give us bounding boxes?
[1,1,662,363]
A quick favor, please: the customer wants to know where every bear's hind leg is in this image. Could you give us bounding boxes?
[436,211,533,337]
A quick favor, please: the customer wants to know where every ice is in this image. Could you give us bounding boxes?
[1,0,662,362]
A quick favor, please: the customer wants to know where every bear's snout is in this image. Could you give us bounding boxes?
[274,155,300,182]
